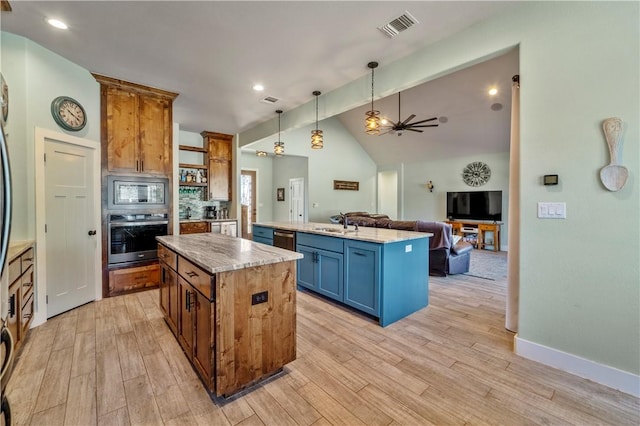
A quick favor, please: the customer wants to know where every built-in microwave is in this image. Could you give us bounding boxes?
[107,175,169,210]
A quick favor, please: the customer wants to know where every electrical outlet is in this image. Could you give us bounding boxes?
[251,291,268,305]
[405,244,412,253]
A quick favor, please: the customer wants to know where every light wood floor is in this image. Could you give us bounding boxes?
[6,273,639,425]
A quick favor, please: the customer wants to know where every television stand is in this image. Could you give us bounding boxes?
[445,220,502,252]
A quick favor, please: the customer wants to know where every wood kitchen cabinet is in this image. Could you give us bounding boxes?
[94,74,178,175]
[180,221,209,234]
[7,243,35,351]
[158,244,179,335]
[202,131,233,201]
[108,263,160,295]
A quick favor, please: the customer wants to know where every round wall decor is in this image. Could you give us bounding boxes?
[462,161,491,187]
[51,96,87,131]
[0,73,9,125]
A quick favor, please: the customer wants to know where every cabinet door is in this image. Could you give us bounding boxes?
[108,263,160,295]
[180,221,208,234]
[159,263,170,316]
[316,249,343,302]
[344,241,380,317]
[221,222,237,237]
[106,87,139,173]
[139,95,169,174]
[192,290,213,383]
[7,282,20,344]
[209,159,230,201]
[208,137,231,161]
[167,266,179,336]
[296,245,317,290]
[177,277,194,358]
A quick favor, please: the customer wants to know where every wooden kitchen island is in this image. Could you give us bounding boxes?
[156,233,302,397]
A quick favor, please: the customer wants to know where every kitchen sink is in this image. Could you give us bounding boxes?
[314,227,357,234]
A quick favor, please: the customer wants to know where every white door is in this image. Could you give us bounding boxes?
[45,140,96,317]
[289,177,305,222]
[377,171,398,219]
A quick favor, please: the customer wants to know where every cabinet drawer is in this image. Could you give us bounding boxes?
[8,257,21,284]
[21,247,35,271]
[21,265,34,301]
[297,232,344,253]
[252,226,274,239]
[21,293,34,333]
[109,263,160,294]
[180,221,209,234]
[178,256,214,301]
[158,244,177,270]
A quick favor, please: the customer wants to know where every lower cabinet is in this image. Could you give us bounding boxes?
[344,240,381,317]
[296,232,381,318]
[7,244,36,350]
[211,220,237,237]
[252,225,273,245]
[180,221,209,234]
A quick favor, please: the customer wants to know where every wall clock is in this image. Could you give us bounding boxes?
[51,96,87,131]
[0,73,8,125]
[462,161,491,187]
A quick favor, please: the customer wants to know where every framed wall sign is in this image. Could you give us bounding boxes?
[277,187,285,201]
[333,180,359,191]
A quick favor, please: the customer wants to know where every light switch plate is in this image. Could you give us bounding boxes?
[538,202,566,219]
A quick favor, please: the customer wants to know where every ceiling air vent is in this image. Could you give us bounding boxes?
[378,11,419,38]
[261,96,279,104]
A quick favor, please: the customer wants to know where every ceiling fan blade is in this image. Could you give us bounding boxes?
[409,124,439,128]
[378,128,395,136]
[408,117,438,125]
[406,128,424,133]
[401,114,416,126]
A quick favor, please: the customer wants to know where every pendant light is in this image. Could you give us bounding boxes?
[256,150,267,157]
[365,61,381,135]
[311,91,323,149]
[274,109,284,156]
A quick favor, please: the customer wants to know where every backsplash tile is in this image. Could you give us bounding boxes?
[178,187,230,220]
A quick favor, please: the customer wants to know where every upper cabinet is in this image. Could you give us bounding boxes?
[202,131,233,201]
[93,74,178,176]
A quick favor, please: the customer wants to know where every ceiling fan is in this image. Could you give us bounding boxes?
[380,91,439,136]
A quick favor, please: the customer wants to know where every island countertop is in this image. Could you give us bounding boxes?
[254,221,432,244]
[157,233,302,274]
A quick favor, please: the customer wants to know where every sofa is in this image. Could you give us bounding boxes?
[334,212,473,276]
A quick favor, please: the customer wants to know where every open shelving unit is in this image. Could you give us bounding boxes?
[179,145,208,187]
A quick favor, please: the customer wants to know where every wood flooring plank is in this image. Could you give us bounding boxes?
[297,382,367,426]
[96,349,126,416]
[51,315,78,351]
[243,385,298,426]
[154,383,192,423]
[97,407,130,426]
[5,367,45,426]
[178,378,221,418]
[33,347,73,413]
[357,384,438,426]
[219,397,256,425]
[76,302,96,334]
[263,375,322,426]
[30,403,66,426]
[64,371,97,426]
[70,330,96,378]
[142,350,178,395]
[132,320,161,356]
[115,331,146,381]
[123,375,163,425]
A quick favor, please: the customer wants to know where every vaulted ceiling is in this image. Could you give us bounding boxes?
[1,1,519,163]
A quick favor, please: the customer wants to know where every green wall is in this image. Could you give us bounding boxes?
[241,2,640,376]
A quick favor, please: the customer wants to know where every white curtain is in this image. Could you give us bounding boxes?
[506,75,520,332]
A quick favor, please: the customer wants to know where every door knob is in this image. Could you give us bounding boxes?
[88,230,97,236]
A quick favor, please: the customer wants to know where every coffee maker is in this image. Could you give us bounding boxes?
[204,206,217,219]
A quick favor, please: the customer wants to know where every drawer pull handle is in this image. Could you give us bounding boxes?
[22,282,32,287]
[186,289,191,312]
[186,271,198,278]
[23,257,33,262]
[353,252,366,257]
[8,294,15,317]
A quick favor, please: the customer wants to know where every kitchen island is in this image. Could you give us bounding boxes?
[156,233,302,397]
[253,222,432,326]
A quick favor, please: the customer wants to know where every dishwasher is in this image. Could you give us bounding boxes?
[273,229,296,251]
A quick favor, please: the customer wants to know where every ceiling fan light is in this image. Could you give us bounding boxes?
[311,129,323,149]
[365,110,381,134]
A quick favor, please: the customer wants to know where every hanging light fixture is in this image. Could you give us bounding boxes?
[273,109,284,156]
[365,61,381,135]
[256,150,267,157]
[311,91,323,149]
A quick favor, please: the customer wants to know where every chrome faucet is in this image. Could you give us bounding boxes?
[186,206,192,219]
[340,212,348,229]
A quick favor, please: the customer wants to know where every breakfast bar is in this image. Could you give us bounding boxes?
[156,233,302,397]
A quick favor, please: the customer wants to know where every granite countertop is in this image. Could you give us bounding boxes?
[255,222,432,244]
[157,233,302,274]
[179,218,237,223]
[8,240,35,262]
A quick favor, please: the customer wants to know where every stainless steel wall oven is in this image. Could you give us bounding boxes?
[108,213,168,265]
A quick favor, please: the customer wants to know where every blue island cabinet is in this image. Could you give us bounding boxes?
[296,231,429,326]
[252,225,274,245]
[296,233,344,301]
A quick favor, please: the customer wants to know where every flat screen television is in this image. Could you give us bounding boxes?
[447,190,502,222]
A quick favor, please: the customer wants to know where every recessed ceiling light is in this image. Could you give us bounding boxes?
[47,18,68,30]
[488,88,498,96]
[253,84,264,92]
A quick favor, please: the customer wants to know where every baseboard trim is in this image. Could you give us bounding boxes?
[515,335,640,397]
